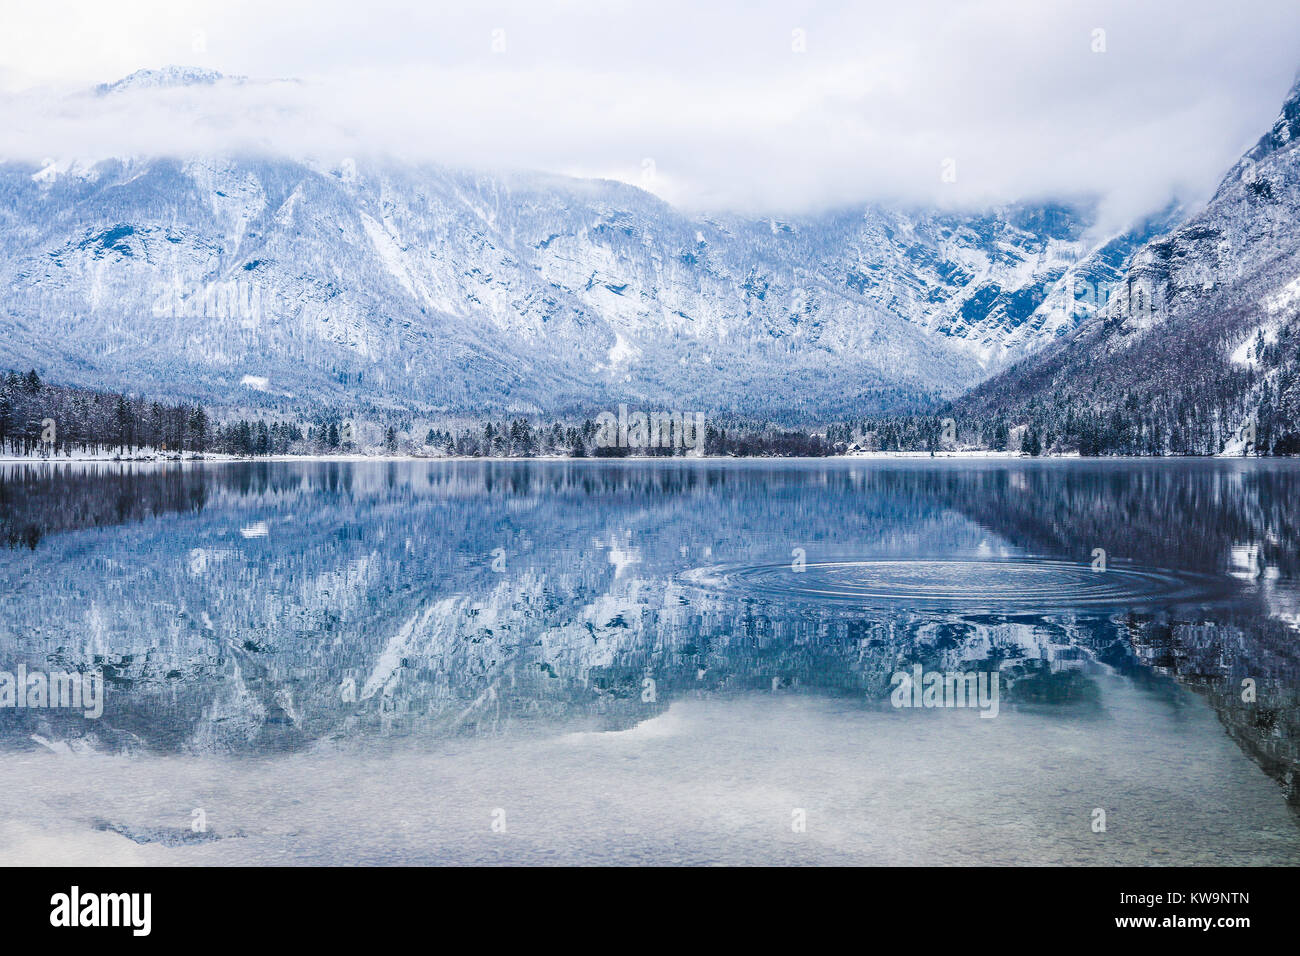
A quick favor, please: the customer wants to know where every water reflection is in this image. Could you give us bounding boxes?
[1,458,1298,814]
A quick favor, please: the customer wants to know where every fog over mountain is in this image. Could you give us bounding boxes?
[0,67,1185,418]
[959,73,1300,455]
[1,1,1298,419]
[5,1,1298,219]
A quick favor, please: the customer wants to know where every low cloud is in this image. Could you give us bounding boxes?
[2,0,1299,225]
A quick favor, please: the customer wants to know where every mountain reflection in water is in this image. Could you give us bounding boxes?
[1,458,1298,864]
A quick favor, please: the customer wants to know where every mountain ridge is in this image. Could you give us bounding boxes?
[0,68,1185,419]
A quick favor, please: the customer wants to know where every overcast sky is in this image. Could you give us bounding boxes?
[2,0,1299,226]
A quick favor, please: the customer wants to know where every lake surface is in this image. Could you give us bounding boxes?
[1,457,1299,865]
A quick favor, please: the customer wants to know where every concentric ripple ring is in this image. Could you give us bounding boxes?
[679,558,1236,613]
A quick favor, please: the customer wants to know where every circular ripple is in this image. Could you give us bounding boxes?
[680,558,1235,613]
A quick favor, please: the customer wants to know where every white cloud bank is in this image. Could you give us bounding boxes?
[2,0,1299,224]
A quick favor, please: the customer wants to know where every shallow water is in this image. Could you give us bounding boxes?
[1,458,1298,865]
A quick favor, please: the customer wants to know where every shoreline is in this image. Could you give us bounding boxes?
[0,450,1289,465]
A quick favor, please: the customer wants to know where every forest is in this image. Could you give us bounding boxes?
[0,370,839,459]
[3,363,1294,460]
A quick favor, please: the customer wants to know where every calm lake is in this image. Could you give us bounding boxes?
[1,457,1298,865]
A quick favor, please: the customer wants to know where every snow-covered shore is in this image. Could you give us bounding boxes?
[0,449,1284,464]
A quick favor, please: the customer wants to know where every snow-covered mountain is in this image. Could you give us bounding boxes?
[1100,74,1300,341]
[959,72,1300,453]
[94,65,244,95]
[0,68,1177,418]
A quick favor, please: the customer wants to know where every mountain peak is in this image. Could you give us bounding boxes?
[1242,70,1300,165]
[96,66,243,96]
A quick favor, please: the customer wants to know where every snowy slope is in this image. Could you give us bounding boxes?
[958,73,1300,454]
[0,69,1178,417]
